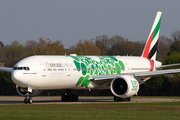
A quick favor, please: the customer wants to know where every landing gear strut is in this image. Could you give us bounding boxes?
[24,88,33,104]
[61,90,78,102]
[114,96,131,102]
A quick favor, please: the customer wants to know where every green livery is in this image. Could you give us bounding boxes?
[70,56,125,87]
[131,80,138,91]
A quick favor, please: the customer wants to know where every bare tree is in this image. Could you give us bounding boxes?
[3,41,24,67]
[24,38,66,56]
[73,40,101,55]
[157,36,172,61]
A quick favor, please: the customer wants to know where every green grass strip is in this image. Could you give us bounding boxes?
[0,102,180,120]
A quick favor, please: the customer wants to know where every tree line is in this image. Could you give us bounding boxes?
[0,30,180,96]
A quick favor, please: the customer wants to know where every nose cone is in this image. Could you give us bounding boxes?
[11,71,27,87]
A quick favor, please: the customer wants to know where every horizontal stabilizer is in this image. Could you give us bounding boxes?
[160,63,180,68]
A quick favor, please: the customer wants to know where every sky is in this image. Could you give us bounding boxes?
[1,0,180,48]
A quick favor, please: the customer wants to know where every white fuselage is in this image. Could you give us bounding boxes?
[11,55,157,90]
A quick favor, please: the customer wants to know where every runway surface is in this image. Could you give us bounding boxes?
[0,96,180,104]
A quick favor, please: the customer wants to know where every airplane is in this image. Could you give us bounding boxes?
[1,11,180,104]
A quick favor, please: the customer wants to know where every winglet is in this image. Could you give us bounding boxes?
[141,11,162,60]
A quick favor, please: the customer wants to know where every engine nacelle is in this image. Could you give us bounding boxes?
[16,85,43,97]
[110,75,139,98]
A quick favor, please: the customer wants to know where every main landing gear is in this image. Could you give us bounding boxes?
[114,96,131,102]
[61,90,78,102]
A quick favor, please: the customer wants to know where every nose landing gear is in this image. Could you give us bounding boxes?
[24,88,33,104]
[24,97,33,104]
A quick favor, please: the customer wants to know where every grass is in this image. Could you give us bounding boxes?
[132,96,180,99]
[0,102,180,120]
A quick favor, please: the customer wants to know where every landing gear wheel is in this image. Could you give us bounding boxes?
[61,94,78,102]
[114,96,131,102]
[24,98,33,104]
[61,95,68,101]
[126,97,131,101]
[114,96,123,101]
[61,90,79,102]
[114,96,118,101]
[24,98,28,104]
[28,98,33,104]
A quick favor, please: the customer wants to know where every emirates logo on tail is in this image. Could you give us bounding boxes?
[142,11,162,61]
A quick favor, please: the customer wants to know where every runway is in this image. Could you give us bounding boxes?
[0,96,180,104]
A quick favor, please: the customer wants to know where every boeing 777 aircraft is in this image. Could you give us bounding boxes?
[1,11,180,104]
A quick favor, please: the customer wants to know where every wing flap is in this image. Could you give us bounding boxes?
[90,75,118,85]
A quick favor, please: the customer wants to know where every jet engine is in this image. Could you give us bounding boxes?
[16,85,43,97]
[110,75,139,98]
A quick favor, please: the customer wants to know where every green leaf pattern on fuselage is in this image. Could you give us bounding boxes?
[70,56,125,87]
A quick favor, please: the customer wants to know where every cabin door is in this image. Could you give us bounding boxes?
[65,67,71,76]
[40,64,47,77]
[125,63,130,71]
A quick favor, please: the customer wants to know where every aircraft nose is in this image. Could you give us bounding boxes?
[11,71,25,86]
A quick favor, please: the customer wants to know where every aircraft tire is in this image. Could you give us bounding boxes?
[61,94,78,102]
[114,96,131,102]
[24,98,33,104]
[61,95,68,101]
[28,98,33,104]
[72,94,78,101]
[24,98,28,104]
[114,96,123,101]
[126,97,131,101]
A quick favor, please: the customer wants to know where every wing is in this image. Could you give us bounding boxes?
[90,68,180,85]
[0,67,13,72]
[134,68,180,77]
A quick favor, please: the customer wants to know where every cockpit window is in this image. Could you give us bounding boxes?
[18,67,23,70]
[13,67,18,70]
[24,67,30,70]
[13,67,30,71]
[26,67,30,70]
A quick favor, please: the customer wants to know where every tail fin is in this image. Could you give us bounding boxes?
[141,11,162,60]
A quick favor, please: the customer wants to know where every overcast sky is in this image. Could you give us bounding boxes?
[1,0,180,48]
